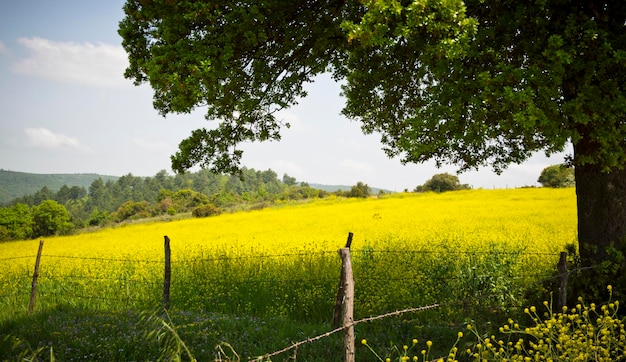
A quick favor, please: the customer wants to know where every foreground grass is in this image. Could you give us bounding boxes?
[0,305,467,361]
[0,306,340,361]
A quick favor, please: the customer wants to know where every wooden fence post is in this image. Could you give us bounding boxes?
[333,232,355,362]
[163,235,171,310]
[333,232,354,328]
[28,240,44,314]
[557,251,568,310]
[339,246,355,362]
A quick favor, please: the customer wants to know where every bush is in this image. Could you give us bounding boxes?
[114,201,152,222]
[192,204,221,218]
[88,210,110,226]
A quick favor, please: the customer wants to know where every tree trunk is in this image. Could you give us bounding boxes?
[575,162,626,266]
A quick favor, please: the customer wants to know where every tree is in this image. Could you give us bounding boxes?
[120,1,626,297]
[349,182,371,198]
[538,165,576,188]
[282,174,297,186]
[32,200,73,237]
[416,173,471,193]
[0,203,33,241]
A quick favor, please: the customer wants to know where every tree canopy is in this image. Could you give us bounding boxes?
[120,1,625,174]
[538,165,576,188]
[415,173,471,193]
[120,1,626,300]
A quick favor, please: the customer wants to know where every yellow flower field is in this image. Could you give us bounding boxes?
[0,188,577,322]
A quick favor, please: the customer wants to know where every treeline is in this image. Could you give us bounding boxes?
[1,168,364,242]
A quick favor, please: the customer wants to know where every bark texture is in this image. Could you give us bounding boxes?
[575,163,626,266]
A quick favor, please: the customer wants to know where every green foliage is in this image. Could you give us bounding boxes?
[87,209,111,227]
[32,200,73,237]
[120,0,626,175]
[192,204,221,218]
[568,246,626,308]
[0,335,55,361]
[538,164,575,188]
[279,184,325,201]
[282,174,297,186]
[114,201,153,222]
[55,185,87,204]
[415,173,471,193]
[0,203,33,241]
[170,189,210,212]
[349,181,372,198]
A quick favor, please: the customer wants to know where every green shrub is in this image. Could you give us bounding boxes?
[192,204,221,217]
[114,200,152,222]
[88,209,110,226]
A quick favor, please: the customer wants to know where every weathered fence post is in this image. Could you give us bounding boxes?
[28,240,44,314]
[333,232,355,362]
[163,235,171,310]
[557,251,568,310]
[333,232,354,328]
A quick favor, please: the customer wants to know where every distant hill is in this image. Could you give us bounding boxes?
[0,170,118,204]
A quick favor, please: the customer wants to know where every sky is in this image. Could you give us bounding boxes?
[0,1,571,191]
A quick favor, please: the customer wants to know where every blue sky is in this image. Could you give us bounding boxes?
[0,1,570,191]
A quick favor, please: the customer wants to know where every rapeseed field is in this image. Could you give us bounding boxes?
[0,188,576,324]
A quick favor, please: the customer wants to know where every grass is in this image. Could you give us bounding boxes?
[2,304,471,361]
[0,188,578,360]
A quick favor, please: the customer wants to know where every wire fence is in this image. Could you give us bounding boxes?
[0,236,569,321]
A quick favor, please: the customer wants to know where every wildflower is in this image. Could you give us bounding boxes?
[361,339,367,345]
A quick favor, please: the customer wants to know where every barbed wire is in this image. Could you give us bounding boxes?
[0,255,37,261]
[249,303,441,361]
[353,249,561,257]
[0,248,561,266]
[40,254,163,263]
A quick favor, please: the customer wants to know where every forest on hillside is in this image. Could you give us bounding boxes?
[0,170,118,204]
[0,168,374,242]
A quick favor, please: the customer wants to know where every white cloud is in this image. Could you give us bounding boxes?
[0,41,8,55]
[24,127,82,149]
[11,37,129,88]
